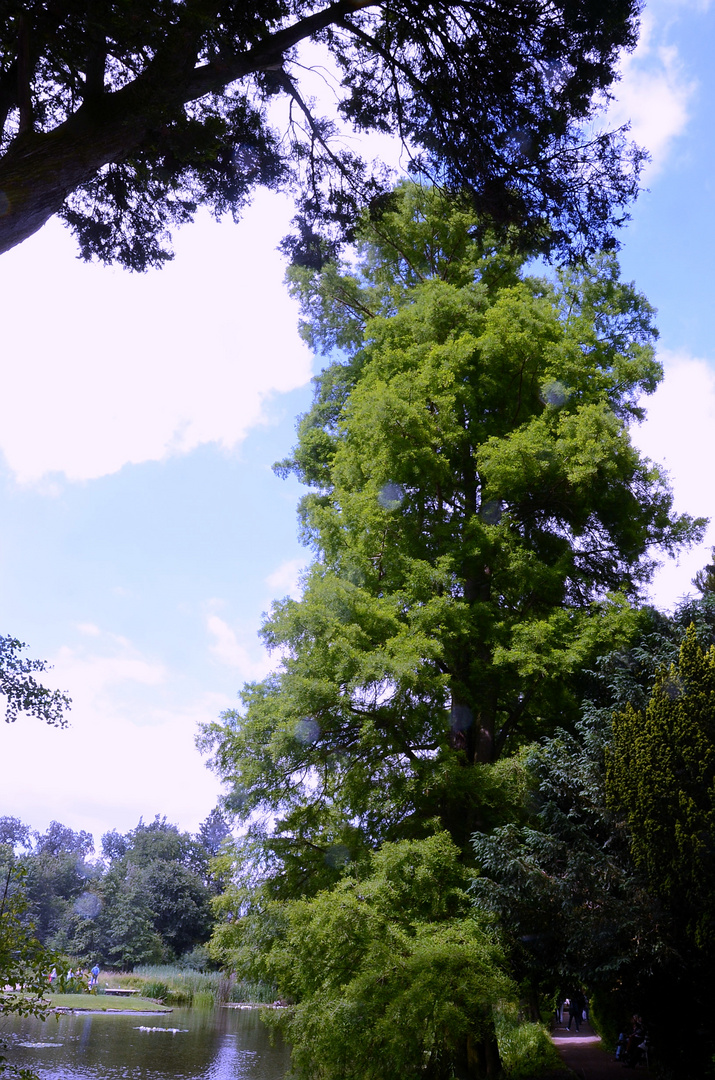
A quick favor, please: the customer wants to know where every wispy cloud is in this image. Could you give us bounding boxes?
[206,613,271,681]
[0,631,229,842]
[265,557,306,600]
[50,632,167,711]
[608,11,696,175]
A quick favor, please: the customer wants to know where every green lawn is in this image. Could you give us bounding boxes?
[45,994,172,1012]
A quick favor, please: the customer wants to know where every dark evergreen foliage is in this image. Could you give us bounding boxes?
[606,626,715,1075]
[473,595,715,1077]
[0,0,645,266]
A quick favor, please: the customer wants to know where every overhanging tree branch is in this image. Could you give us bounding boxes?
[0,0,643,267]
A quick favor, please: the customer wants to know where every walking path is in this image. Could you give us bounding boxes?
[550,1019,652,1079]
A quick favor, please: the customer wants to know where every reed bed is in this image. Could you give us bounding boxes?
[107,965,276,1006]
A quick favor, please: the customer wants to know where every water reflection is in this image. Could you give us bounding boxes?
[1,1006,289,1080]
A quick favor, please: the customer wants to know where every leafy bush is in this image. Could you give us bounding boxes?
[261,836,513,1080]
[176,945,211,971]
[496,1004,562,1079]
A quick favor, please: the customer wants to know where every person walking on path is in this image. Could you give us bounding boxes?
[567,990,585,1032]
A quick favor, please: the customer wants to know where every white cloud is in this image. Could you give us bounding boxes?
[0,633,229,842]
[0,189,313,485]
[607,12,696,174]
[634,351,715,608]
[265,557,306,599]
[206,612,271,681]
[53,643,167,700]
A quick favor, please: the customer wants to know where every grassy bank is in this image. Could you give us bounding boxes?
[45,993,172,1013]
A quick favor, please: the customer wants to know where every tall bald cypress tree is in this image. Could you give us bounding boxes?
[202,184,703,878]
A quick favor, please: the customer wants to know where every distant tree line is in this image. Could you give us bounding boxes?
[0,810,230,971]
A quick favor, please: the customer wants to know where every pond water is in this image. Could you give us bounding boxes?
[0,1006,290,1080]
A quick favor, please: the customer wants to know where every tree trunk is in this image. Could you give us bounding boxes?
[454,1027,501,1079]
[0,115,145,254]
[527,979,541,1023]
[0,0,373,257]
[457,566,498,765]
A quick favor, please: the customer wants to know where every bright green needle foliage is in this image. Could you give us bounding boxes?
[608,626,715,953]
[257,834,511,1080]
[201,183,704,879]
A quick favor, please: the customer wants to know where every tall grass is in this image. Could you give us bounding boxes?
[117,965,275,1006]
[228,979,276,1004]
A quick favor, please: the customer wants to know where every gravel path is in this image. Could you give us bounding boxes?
[550,1019,652,1079]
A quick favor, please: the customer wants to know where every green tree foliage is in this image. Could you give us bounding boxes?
[197,808,231,860]
[240,834,511,1080]
[0,853,55,1080]
[0,858,52,1017]
[201,184,704,881]
[106,816,208,875]
[582,594,715,718]
[608,627,715,953]
[20,822,96,944]
[89,818,214,966]
[471,721,662,1016]
[693,547,715,595]
[8,815,217,969]
[605,620,715,1076]
[0,1,644,267]
[0,637,71,727]
[0,819,31,852]
[93,871,165,970]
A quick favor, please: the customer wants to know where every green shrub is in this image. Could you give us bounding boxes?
[496,1003,562,1079]
[589,990,622,1052]
[176,945,212,972]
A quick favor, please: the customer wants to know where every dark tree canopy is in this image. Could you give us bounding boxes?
[0,815,31,851]
[0,0,643,269]
[472,594,715,1076]
[0,858,54,1025]
[608,627,715,955]
[33,820,94,858]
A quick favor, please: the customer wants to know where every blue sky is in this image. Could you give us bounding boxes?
[1,0,714,846]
